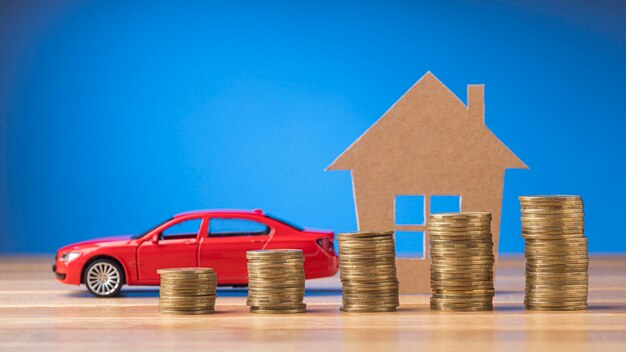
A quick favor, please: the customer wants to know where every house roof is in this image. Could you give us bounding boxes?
[327,72,527,173]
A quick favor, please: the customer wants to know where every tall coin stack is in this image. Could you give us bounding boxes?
[338,231,400,312]
[246,250,306,314]
[157,268,217,315]
[429,212,495,311]
[520,195,588,311]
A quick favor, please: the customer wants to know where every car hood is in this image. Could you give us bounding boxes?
[58,235,134,252]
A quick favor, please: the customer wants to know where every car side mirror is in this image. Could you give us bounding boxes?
[151,235,159,244]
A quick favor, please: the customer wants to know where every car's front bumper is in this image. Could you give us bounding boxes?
[52,263,67,280]
[53,257,81,285]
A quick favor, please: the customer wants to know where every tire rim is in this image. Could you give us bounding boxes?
[87,262,121,295]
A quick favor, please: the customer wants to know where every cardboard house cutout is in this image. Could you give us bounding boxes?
[327,72,527,294]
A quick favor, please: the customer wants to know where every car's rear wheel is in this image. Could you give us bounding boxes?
[84,259,124,297]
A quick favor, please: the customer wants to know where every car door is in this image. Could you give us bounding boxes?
[198,216,273,284]
[136,216,206,283]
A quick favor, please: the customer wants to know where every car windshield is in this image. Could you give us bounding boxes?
[130,217,173,239]
[265,213,304,231]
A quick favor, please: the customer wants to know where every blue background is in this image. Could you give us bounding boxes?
[1,0,625,254]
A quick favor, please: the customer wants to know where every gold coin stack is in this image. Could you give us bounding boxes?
[429,212,494,311]
[520,195,588,311]
[246,249,306,314]
[157,268,217,315]
[338,231,399,312]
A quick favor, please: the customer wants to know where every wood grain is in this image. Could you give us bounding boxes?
[0,255,625,351]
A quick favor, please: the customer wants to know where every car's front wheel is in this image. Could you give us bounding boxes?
[84,259,124,297]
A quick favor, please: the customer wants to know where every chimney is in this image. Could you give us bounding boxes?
[467,84,485,123]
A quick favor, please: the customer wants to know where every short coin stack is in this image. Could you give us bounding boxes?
[246,249,306,314]
[520,195,588,311]
[157,268,217,315]
[429,212,495,311]
[338,231,399,312]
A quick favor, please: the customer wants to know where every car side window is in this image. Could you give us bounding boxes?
[161,219,202,240]
[209,218,270,237]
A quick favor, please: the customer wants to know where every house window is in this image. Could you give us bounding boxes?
[395,195,425,225]
[395,231,425,259]
[430,195,461,214]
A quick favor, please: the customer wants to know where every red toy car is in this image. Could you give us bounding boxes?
[53,209,338,297]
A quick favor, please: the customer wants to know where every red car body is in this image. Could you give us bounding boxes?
[53,209,337,293]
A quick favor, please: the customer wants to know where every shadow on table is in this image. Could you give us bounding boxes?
[66,287,342,298]
[493,304,624,312]
[581,304,623,312]
[495,290,524,295]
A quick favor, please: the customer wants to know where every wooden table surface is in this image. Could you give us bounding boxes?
[0,255,625,351]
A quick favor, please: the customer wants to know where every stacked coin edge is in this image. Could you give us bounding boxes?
[158,267,217,315]
[429,212,495,312]
[246,249,306,314]
[520,195,588,311]
[338,231,400,313]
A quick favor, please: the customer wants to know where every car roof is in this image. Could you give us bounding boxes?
[173,209,264,218]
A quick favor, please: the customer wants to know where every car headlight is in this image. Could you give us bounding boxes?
[60,252,81,262]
